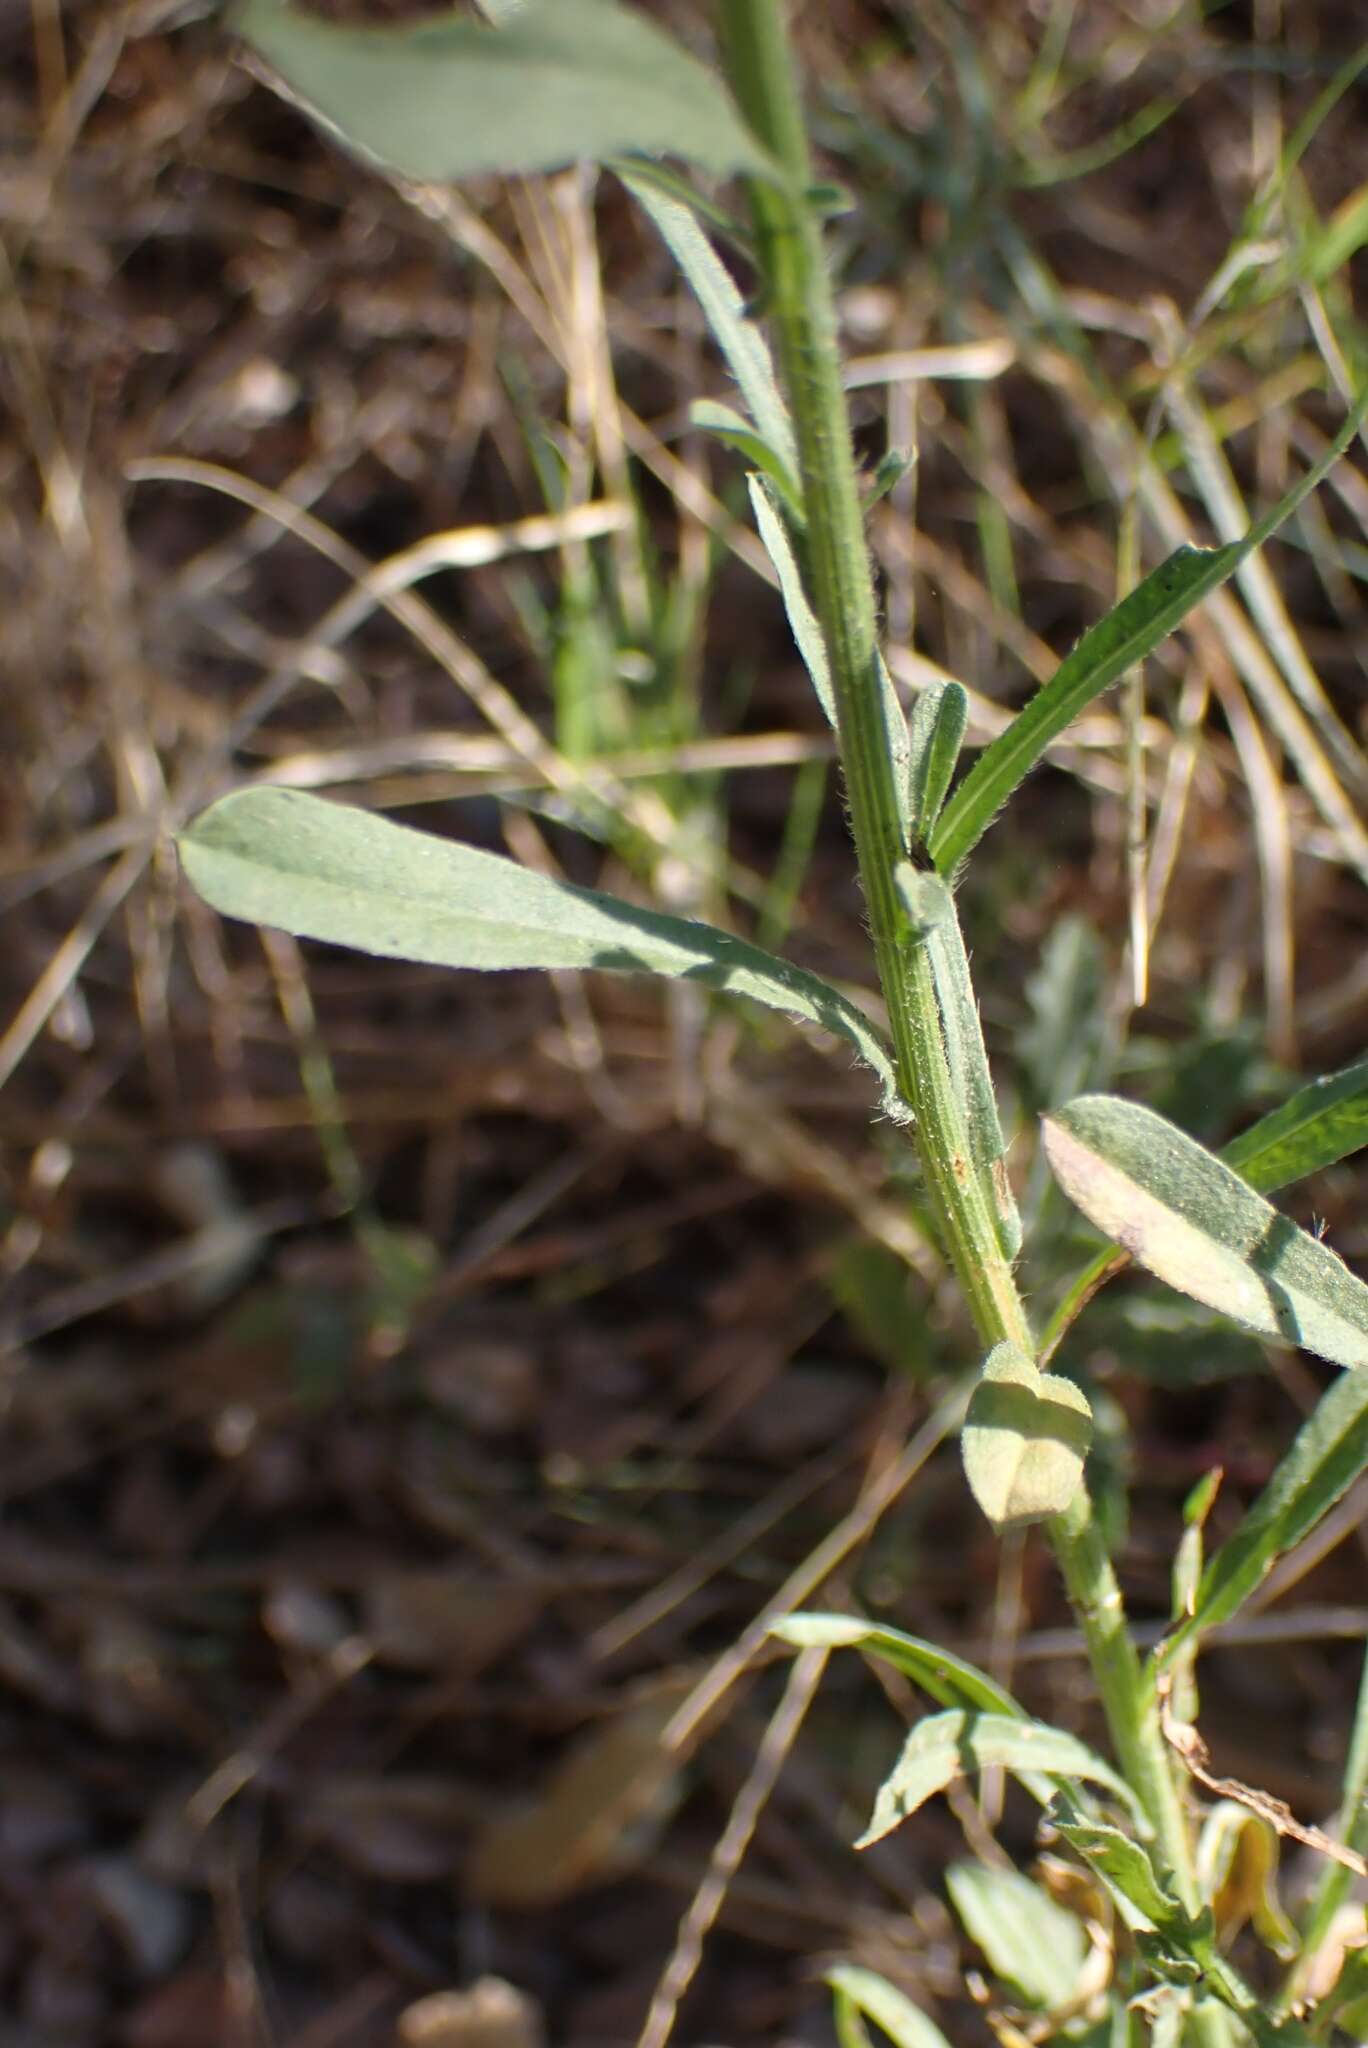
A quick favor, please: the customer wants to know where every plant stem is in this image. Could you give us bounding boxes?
[716,0,1213,1964]
[716,0,1026,1351]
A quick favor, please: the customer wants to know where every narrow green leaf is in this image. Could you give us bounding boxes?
[1162,1368,1368,1660]
[1046,1800,1184,1932]
[930,390,1368,875]
[906,680,968,846]
[961,1343,1093,1528]
[691,399,801,522]
[945,1863,1088,2009]
[824,1966,952,2048]
[235,0,777,186]
[624,173,800,492]
[1043,1095,1368,1372]
[857,1708,1137,1848]
[894,869,1018,1257]
[1222,1056,1368,1194]
[178,787,910,1125]
[767,1614,1026,1718]
[749,475,836,728]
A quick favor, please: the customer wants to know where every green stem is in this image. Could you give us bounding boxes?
[716,0,1216,2003]
[716,0,1025,1350]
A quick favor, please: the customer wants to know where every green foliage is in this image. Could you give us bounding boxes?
[234,0,777,184]
[857,1708,1138,1849]
[826,1964,953,2048]
[962,1341,1093,1528]
[930,397,1368,876]
[178,785,909,1124]
[945,1861,1088,2010]
[1044,1095,1368,1372]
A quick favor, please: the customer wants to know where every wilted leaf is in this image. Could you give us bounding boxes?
[468,1693,685,1907]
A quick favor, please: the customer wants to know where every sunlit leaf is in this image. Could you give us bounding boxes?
[930,391,1368,875]
[905,679,967,845]
[858,1708,1136,1849]
[946,1862,1088,2009]
[1161,1368,1368,1658]
[1043,1095,1368,1372]
[235,0,777,185]
[1223,1056,1368,1194]
[626,172,799,495]
[825,1965,953,2048]
[961,1342,1092,1528]
[768,1614,1025,1717]
[178,787,910,1124]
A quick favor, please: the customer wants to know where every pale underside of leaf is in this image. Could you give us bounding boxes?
[1043,1095,1368,1372]
[179,786,910,1123]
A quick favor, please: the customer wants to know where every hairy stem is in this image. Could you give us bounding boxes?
[716,0,1214,1979]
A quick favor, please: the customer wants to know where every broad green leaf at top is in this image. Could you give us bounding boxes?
[178,786,910,1124]
[235,0,778,187]
[929,388,1368,876]
[1044,1094,1368,1373]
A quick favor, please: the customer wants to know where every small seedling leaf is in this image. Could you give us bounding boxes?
[857,1707,1135,1848]
[235,0,777,186]
[178,787,910,1124]
[825,1965,953,2048]
[961,1342,1093,1528]
[1043,1096,1368,1372]
[1222,1056,1368,1194]
[945,1862,1088,2010]
[930,388,1368,874]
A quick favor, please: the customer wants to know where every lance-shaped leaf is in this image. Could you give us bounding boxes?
[895,866,1019,1257]
[1223,1055,1368,1193]
[945,1863,1089,2011]
[178,787,910,1124]
[929,390,1368,876]
[825,1965,953,2048]
[235,0,777,186]
[625,173,800,502]
[1043,1095,1368,1372]
[906,680,968,846]
[768,1614,1026,1718]
[1161,1368,1368,1660]
[693,400,801,523]
[749,478,913,852]
[857,1708,1137,1849]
